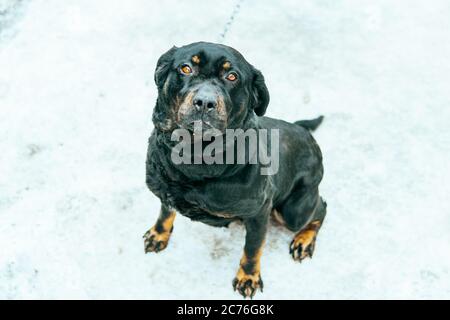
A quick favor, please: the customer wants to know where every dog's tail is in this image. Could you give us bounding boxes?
[294,115,324,132]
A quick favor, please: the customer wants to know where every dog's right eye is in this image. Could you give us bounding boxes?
[180,64,192,75]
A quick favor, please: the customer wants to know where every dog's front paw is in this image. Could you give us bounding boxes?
[143,226,173,253]
[232,268,263,299]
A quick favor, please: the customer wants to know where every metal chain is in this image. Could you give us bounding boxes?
[217,0,244,43]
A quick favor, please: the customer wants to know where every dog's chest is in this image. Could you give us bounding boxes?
[165,176,266,226]
[170,181,242,214]
[146,143,271,226]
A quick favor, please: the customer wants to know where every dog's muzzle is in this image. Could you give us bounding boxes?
[177,82,228,131]
[193,84,219,112]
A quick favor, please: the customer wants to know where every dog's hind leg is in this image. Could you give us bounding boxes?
[143,204,176,253]
[277,185,327,262]
[289,198,326,262]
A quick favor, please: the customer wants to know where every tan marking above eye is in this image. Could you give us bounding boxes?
[192,55,200,64]
[226,72,237,81]
[223,61,231,70]
[180,64,192,75]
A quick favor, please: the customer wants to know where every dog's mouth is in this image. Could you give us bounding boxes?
[167,120,224,146]
[185,120,213,130]
[181,120,224,138]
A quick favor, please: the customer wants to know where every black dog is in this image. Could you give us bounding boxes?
[144,42,326,298]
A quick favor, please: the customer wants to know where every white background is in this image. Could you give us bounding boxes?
[0,0,449,299]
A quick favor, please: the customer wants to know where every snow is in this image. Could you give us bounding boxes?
[1,0,450,299]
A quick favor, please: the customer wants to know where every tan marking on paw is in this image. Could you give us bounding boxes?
[233,267,263,299]
[160,210,176,232]
[233,248,264,298]
[290,220,321,262]
[143,227,171,253]
[143,211,176,253]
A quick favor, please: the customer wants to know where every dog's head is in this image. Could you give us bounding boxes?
[152,42,269,133]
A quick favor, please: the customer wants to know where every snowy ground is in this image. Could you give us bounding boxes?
[1,0,449,299]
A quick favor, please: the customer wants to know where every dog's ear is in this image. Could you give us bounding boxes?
[251,66,270,116]
[154,46,177,89]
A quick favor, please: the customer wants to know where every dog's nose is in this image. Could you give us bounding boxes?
[193,86,218,111]
[193,98,217,110]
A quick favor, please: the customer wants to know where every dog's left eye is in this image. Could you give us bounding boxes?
[180,64,192,75]
[225,72,238,81]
